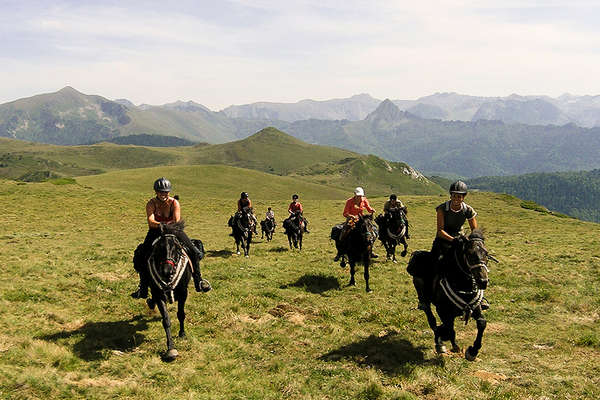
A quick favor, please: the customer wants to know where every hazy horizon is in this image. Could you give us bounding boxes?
[2,1,600,110]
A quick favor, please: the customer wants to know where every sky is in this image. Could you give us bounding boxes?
[1,0,600,110]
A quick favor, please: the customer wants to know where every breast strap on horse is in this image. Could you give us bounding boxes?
[386,225,406,240]
[149,234,190,303]
[439,277,484,325]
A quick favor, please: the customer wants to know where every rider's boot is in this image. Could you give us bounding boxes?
[333,252,341,262]
[131,272,148,299]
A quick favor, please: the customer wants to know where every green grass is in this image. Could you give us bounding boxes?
[1,168,599,399]
[0,128,444,196]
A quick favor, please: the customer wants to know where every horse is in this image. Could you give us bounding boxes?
[331,214,377,292]
[144,221,209,361]
[260,217,275,241]
[407,229,492,361]
[230,207,253,257]
[283,211,303,250]
[375,209,408,263]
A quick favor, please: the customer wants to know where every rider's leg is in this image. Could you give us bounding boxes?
[131,229,160,298]
[303,217,310,233]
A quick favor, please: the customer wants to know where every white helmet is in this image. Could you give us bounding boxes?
[354,187,365,196]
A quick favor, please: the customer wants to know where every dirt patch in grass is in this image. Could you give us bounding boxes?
[473,370,509,384]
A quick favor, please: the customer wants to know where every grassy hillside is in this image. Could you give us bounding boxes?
[1,167,599,399]
[468,169,600,222]
[0,128,443,195]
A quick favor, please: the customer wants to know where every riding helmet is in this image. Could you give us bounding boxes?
[240,192,248,198]
[449,181,468,195]
[354,187,365,196]
[292,194,299,199]
[389,194,397,200]
[154,177,172,192]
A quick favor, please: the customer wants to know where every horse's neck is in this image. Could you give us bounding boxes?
[443,250,475,291]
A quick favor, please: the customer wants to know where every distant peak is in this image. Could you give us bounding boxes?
[163,100,211,112]
[57,86,82,95]
[366,99,417,124]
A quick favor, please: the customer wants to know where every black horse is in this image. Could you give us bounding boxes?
[407,229,491,360]
[375,209,408,263]
[230,207,253,257]
[260,217,275,241]
[145,221,210,361]
[283,211,303,250]
[332,214,377,292]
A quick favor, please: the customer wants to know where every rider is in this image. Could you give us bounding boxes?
[414,180,485,310]
[287,194,309,233]
[237,192,258,234]
[265,207,275,226]
[131,177,205,299]
[334,187,376,261]
[383,194,410,239]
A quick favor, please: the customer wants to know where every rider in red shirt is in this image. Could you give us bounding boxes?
[335,187,376,261]
[287,194,309,233]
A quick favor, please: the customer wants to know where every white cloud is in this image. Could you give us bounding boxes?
[1,0,600,109]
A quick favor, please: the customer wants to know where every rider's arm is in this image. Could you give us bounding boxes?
[298,203,303,213]
[171,199,181,223]
[468,216,478,231]
[146,200,161,229]
[364,198,375,214]
[288,202,293,215]
[436,208,455,242]
[237,199,242,212]
[343,199,354,219]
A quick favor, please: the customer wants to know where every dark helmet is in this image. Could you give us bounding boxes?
[389,194,397,200]
[292,194,299,199]
[153,177,172,192]
[449,181,468,195]
[240,192,248,198]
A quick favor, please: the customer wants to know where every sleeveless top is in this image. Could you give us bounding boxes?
[149,197,175,223]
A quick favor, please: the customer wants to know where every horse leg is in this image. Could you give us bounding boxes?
[400,237,408,258]
[348,261,356,286]
[298,234,302,251]
[363,255,372,293]
[466,309,487,361]
[391,242,397,263]
[235,237,241,255]
[155,299,178,360]
[177,290,188,339]
[447,317,460,353]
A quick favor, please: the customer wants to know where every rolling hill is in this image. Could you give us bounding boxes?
[0,128,443,196]
[2,165,600,399]
[468,169,600,222]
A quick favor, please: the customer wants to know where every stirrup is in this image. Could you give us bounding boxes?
[481,297,490,310]
[333,254,340,262]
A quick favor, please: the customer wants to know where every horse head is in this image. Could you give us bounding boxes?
[457,229,489,290]
[358,214,377,244]
[148,221,189,302]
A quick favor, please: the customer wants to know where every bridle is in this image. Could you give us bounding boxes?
[148,234,189,303]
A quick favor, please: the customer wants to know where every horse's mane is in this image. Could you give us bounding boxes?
[468,228,484,241]
[163,220,185,233]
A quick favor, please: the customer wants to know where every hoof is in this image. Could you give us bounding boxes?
[179,331,187,339]
[465,346,477,361]
[236,251,241,255]
[146,298,156,310]
[436,344,447,354]
[347,281,356,287]
[366,288,373,293]
[245,254,249,258]
[451,344,461,353]
[165,348,179,361]
[401,251,407,257]
[393,259,398,264]
[340,261,346,268]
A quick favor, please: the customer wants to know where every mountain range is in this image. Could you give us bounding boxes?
[3,87,600,178]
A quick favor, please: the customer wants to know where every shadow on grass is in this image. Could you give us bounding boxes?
[269,246,288,253]
[206,249,233,258]
[280,274,340,294]
[319,331,443,377]
[38,315,159,361]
